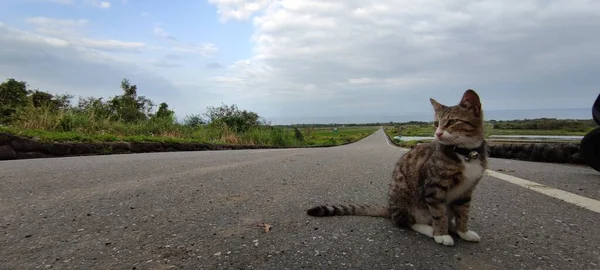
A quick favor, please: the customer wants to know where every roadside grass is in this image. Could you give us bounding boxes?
[383,123,591,138]
[293,126,378,146]
[1,117,378,147]
[382,124,586,149]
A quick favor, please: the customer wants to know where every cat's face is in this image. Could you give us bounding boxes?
[429,89,484,148]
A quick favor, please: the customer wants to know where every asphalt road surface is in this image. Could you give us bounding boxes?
[1,129,599,270]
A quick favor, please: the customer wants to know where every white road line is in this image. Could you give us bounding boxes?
[380,128,402,149]
[486,169,600,214]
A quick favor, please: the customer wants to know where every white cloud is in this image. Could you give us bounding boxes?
[151,24,217,57]
[173,43,218,57]
[153,25,176,40]
[25,17,88,36]
[76,38,145,51]
[0,23,177,103]
[0,26,71,48]
[89,0,111,8]
[208,0,273,21]
[208,0,600,116]
[25,16,146,53]
[38,0,75,4]
[0,21,221,120]
[34,0,112,8]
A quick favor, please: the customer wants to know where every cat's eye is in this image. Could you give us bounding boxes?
[433,121,439,127]
[446,119,458,126]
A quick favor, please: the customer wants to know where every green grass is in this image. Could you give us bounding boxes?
[384,124,591,137]
[292,126,378,146]
[0,120,378,148]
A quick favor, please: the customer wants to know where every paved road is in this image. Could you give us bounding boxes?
[1,129,599,270]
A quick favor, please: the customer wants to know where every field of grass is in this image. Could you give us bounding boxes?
[384,123,592,138]
[0,121,378,148]
[383,119,593,148]
[298,126,378,146]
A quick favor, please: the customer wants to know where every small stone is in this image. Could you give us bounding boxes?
[213,252,221,256]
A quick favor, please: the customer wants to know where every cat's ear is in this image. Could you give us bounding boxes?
[430,98,444,112]
[459,89,481,116]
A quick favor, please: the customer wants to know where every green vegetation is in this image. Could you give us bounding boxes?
[297,126,377,146]
[383,117,597,148]
[384,118,596,138]
[0,78,376,147]
[2,77,592,150]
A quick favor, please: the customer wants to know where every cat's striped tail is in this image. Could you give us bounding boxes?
[306,204,389,217]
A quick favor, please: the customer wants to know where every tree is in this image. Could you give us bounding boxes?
[0,78,29,124]
[108,78,155,123]
[155,102,175,119]
[204,103,260,133]
[183,114,205,127]
[28,89,73,110]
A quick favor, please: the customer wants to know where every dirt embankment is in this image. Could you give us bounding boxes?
[0,132,292,161]
[486,143,584,164]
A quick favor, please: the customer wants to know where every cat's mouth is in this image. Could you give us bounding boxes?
[435,135,453,145]
[436,134,483,148]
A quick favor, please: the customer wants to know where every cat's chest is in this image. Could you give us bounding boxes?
[447,158,485,202]
[462,159,485,182]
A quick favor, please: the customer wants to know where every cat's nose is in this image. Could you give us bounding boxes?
[435,131,443,138]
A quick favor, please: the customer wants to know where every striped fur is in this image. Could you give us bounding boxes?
[306,89,488,247]
[306,204,389,217]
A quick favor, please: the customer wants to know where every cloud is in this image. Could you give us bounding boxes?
[153,25,176,40]
[206,62,223,69]
[89,0,111,8]
[25,16,146,53]
[35,0,112,8]
[0,23,179,110]
[25,17,88,36]
[150,24,217,57]
[151,54,185,68]
[77,38,145,52]
[207,0,600,116]
[208,0,273,22]
[173,43,218,57]
[37,0,75,4]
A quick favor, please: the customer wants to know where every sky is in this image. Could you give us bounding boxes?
[0,0,599,124]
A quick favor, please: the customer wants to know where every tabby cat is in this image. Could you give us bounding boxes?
[306,89,487,247]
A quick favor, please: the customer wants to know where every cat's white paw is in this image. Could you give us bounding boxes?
[433,234,454,246]
[411,224,434,238]
[457,230,481,242]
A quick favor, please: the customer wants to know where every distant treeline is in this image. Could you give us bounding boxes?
[488,118,596,131]
[278,118,596,132]
[277,121,429,128]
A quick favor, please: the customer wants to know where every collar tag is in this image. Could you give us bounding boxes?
[465,151,479,161]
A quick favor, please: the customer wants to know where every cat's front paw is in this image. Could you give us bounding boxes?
[433,234,454,246]
[457,230,481,242]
